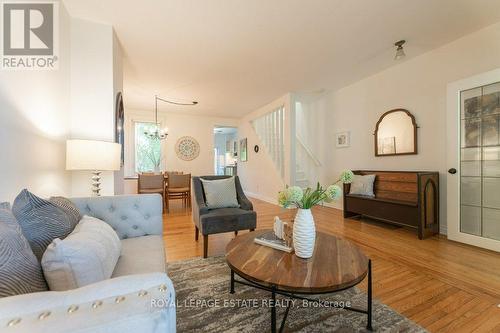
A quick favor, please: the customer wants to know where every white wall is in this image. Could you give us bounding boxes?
[123,109,238,193]
[113,32,124,195]
[0,4,72,202]
[325,22,500,233]
[69,19,119,197]
[237,94,292,203]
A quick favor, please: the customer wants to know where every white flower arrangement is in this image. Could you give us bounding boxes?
[277,170,354,209]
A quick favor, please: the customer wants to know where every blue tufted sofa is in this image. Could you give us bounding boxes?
[0,194,176,333]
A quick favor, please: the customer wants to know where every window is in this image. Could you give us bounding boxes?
[134,122,161,173]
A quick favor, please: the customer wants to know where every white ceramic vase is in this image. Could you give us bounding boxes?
[293,208,316,259]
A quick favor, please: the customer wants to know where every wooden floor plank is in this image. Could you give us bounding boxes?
[163,198,500,332]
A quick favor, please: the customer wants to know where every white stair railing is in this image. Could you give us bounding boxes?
[251,105,285,178]
[295,134,322,188]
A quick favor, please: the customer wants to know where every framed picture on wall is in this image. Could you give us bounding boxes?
[240,138,248,162]
[335,131,350,148]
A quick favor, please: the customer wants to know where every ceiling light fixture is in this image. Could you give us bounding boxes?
[144,95,198,140]
[394,40,406,60]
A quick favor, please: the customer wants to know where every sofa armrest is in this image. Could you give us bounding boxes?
[71,194,163,240]
[0,273,176,333]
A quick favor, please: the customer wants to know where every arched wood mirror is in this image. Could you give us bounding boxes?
[374,109,418,156]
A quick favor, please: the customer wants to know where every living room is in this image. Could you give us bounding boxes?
[1,0,500,332]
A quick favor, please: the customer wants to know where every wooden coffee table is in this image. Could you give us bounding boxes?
[226,230,372,332]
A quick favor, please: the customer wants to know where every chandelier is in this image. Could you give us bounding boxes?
[144,95,198,140]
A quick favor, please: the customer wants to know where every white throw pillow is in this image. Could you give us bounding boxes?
[41,215,121,291]
[200,177,240,209]
[349,174,376,197]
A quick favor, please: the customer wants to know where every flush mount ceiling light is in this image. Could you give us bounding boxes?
[144,95,198,140]
[394,40,406,60]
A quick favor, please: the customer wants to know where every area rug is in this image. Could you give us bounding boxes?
[168,256,426,332]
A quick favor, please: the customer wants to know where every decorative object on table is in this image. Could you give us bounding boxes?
[272,216,293,246]
[145,95,198,141]
[335,131,350,148]
[115,92,125,166]
[254,230,292,253]
[254,145,259,153]
[253,216,293,252]
[278,170,353,258]
[239,138,248,162]
[273,216,285,239]
[374,109,417,156]
[66,139,121,196]
[175,136,200,161]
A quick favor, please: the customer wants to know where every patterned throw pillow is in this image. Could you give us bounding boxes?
[50,196,83,224]
[349,174,376,197]
[12,190,79,261]
[0,207,48,297]
[200,177,240,209]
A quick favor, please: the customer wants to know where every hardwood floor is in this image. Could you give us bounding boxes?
[163,198,500,332]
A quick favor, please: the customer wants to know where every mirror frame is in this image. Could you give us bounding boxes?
[374,108,418,157]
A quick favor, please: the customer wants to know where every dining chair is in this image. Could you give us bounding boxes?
[166,173,191,212]
[138,173,165,210]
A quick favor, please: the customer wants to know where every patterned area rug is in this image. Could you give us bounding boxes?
[168,256,426,332]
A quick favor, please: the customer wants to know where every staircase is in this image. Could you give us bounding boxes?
[295,133,321,189]
[295,166,310,188]
[251,105,286,178]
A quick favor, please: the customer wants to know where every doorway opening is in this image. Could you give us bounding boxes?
[213,126,238,176]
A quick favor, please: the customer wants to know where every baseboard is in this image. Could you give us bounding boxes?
[246,192,277,205]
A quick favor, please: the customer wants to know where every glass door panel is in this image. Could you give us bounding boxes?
[460,82,500,240]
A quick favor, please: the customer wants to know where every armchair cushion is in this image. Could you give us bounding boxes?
[200,208,257,234]
[41,215,121,291]
[200,176,240,209]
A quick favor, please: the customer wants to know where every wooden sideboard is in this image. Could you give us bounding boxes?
[343,170,439,239]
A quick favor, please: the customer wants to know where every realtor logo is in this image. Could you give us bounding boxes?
[1,1,59,70]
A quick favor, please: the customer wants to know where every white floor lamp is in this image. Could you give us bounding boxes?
[66,139,121,196]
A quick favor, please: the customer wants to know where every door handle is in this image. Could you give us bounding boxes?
[448,168,457,174]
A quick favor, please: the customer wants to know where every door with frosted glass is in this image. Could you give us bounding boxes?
[460,82,500,241]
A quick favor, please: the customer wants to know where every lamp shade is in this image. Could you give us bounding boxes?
[66,139,121,171]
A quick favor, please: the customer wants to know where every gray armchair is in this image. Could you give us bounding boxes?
[192,176,257,258]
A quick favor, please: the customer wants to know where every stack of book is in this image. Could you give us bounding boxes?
[254,231,293,253]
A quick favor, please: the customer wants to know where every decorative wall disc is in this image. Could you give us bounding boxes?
[175,136,200,161]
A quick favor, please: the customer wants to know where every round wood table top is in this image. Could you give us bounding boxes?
[226,230,369,294]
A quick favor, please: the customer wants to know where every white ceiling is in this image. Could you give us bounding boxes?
[63,0,500,118]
